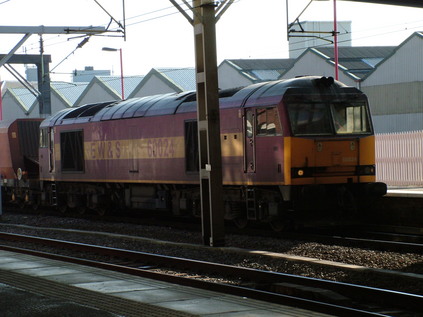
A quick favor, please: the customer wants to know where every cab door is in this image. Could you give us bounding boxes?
[129,126,139,174]
[49,127,55,172]
[244,109,255,173]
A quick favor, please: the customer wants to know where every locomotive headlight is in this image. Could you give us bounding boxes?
[357,165,376,175]
[364,166,374,174]
[291,167,312,178]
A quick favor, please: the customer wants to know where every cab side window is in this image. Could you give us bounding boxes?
[246,111,254,138]
[256,107,282,136]
[39,128,49,148]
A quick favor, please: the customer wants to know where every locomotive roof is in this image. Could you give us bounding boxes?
[40,76,356,128]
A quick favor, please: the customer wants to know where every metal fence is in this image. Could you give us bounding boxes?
[376,130,423,187]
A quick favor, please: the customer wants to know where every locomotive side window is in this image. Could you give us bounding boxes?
[267,108,283,135]
[185,120,199,172]
[39,128,48,148]
[246,111,254,138]
[60,130,84,172]
[256,107,283,136]
[256,109,267,135]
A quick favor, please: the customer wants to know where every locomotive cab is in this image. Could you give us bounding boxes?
[281,77,386,213]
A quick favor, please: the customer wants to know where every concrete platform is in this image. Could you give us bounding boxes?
[386,187,423,198]
[0,250,334,317]
[0,283,121,317]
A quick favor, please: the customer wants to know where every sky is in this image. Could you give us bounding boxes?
[0,0,422,82]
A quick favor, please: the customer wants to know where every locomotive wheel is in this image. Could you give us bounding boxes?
[96,206,109,216]
[270,219,285,232]
[57,204,68,214]
[270,217,295,232]
[31,199,40,211]
[76,206,87,215]
[17,200,26,210]
[233,217,248,229]
[337,187,357,214]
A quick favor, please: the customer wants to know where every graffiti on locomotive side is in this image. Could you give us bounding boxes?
[85,136,184,160]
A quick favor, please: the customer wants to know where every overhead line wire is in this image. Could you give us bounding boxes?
[16,1,190,54]
[3,0,423,88]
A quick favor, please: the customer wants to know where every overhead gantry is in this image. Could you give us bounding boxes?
[0,25,109,116]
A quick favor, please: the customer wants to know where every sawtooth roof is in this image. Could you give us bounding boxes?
[312,46,396,78]
[97,75,144,98]
[155,68,196,91]
[51,82,88,107]
[225,59,296,81]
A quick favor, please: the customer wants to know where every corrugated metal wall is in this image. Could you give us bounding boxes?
[363,35,423,86]
[373,113,423,133]
[362,81,423,116]
[376,130,423,186]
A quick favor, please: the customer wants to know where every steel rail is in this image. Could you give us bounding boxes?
[289,225,423,254]
[298,231,423,254]
[0,232,421,314]
[331,235,423,253]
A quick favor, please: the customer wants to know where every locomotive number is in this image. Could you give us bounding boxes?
[147,138,175,158]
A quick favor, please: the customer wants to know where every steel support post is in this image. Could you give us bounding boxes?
[37,58,52,116]
[0,54,52,116]
[193,0,225,247]
[0,178,2,218]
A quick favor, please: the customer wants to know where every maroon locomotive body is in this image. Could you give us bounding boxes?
[39,92,286,184]
[38,85,287,216]
[2,76,385,229]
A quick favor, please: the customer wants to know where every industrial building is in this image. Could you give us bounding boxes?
[1,32,422,133]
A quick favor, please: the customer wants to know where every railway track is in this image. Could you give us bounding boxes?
[1,214,423,283]
[7,206,423,253]
[361,225,423,243]
[2,219,423,259]
[0,231,422,316]
[292,226,423,254]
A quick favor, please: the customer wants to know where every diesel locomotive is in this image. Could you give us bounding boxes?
[1,76,386,230]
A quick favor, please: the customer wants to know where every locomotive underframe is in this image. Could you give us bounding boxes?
[2,178,385,230]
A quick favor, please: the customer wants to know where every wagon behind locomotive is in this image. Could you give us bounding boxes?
[0,118,42,206]
[33,76,385,227]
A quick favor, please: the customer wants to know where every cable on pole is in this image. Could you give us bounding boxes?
[50,37,90,73]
